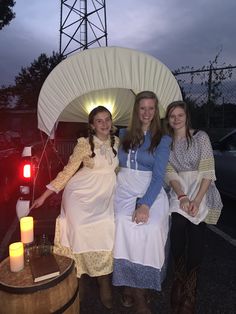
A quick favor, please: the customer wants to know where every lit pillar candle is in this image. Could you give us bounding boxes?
[20,216,34,244]
[9,242,24,272]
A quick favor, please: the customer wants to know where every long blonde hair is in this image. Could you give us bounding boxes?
[122,91,162,153]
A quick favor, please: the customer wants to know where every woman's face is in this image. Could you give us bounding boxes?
[138,98,156,130]
[168,106,187,131]
[91,111,112,140]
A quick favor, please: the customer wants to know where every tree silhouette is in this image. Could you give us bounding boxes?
[0,0,16,30]
[12,52,64,108]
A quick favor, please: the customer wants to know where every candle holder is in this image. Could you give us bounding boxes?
[20,216,34,263]
[24,241,34,264]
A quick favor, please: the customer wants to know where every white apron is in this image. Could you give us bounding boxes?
[114,168,170,269]
[169,171,209,224]
[58,147,118,253]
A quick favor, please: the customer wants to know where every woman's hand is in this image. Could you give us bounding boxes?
[31,189,54,209]
[179,197,190,214]
[31,195,47,209]
[188,199,200,217]
[186,178,210,217]
[132,204,150,224]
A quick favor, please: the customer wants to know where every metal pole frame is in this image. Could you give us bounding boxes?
[59,0,108,57]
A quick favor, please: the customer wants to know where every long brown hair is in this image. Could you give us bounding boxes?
[87,106,117,157]
[165,100,192,148]
[122,91,162,153]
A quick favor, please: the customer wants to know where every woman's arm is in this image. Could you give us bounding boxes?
[137,135,171,208]
[134,135,171,223]
[169,179,185,197]
[31,138,90,209]
[188,178,211,216]
[188,131,215,216]
[169,179,190,214]
[31,189,54,209]
[49,137,89,192]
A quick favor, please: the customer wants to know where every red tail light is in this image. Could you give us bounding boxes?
[19,147,33,201]
[20,158,33,181]
[23,163,32,178]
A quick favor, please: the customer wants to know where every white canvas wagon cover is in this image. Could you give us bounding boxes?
[37,46,182,136]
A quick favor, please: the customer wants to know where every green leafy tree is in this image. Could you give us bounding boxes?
[0,0,16,30]
[13,52,64,108]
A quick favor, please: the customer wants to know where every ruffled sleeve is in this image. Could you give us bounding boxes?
[47,137,90,192]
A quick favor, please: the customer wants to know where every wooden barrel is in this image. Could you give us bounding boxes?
[0,254,79,314]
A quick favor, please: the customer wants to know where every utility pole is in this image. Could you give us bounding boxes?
[59,0,108,57]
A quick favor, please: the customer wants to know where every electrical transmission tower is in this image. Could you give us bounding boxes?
[59,0,108,57]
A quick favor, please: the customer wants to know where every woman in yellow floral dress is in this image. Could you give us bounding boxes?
[32,106,119,309]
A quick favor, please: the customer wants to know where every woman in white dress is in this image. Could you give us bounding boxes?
[165,101,223,314]
[112,91,171,314]
[32,106,119,309]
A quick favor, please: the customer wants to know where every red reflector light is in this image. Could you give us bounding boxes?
[23,164,31,178]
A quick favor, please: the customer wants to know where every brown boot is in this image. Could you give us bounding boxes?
[78,275,85,303]
[170,256,186,313]
[178,269,197,314]
[97,275,113,309]
[121,286,135,308]
[133,288,151,314]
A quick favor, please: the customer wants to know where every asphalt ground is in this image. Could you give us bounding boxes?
[78,226,236,314]
[0,194,235,314]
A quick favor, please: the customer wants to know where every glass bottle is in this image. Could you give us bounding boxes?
[38,234,52,256]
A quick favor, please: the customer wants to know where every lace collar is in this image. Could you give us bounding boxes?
[93,135,110,145]
[93,136,113,164]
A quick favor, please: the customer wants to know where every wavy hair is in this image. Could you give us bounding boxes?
[122,91,162,153]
